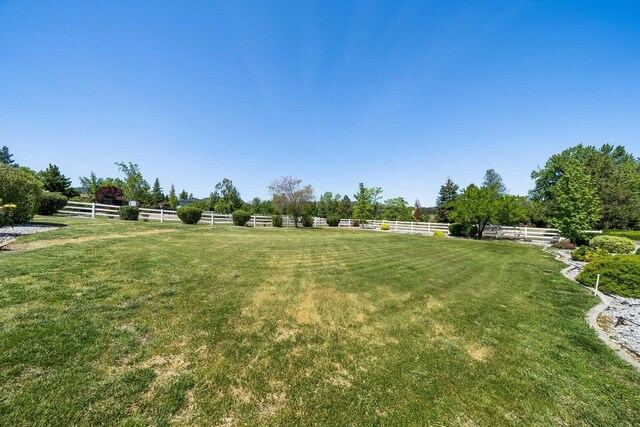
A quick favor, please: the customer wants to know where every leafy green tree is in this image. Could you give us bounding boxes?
[0,165,43,225]
[179,190,189,200]
[435,178,459,222]
[115,162,150,203]
[268,176,314,227]
[550,159,601,242]
[338,195,353,219]
[531,144,640,230]
[250,197,279,215]
[38,164,78,197]
[451,184,523,239]
[0,146,18,167]
[317,192,341,218]
[353,183,382,220]
[79,172,104,197]
[150,178,164,206]
[482,169,507,194]
[382,197,413,221]
[213,178,243,213]
[168,184,178,209]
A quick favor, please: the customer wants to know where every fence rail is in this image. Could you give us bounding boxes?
[59,201,600,242]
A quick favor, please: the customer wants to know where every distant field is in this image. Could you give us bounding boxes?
[1,217,639,425]
[604,230,640,242]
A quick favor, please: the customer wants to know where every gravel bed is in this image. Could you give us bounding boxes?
[554,248,640,359]
[0,224,59,247]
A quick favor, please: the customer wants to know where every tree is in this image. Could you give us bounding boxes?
[451,184,523,239]
[95,185,124,204]
[353,183,382,221]
[150,178,164,206]
[550,159,601,242]
[435,178,459,222]
[382,197,413,221]
[79,172,105,197]
[0,146,18,167]
[38,164,77,197]
[338,195,353,219]
[413,199,424,221]
[0,165,42,225]
[115,162,150,203]
[317,192,340,218]
[168,185,178,209]
[531,144,640,230]
[482,169,507,194]
[213,178,243,213]
[179,190,189,200]
[268,176,314,227]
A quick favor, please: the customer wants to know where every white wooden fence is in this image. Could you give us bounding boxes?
[59,201,598,242]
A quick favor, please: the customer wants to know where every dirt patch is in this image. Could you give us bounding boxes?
[7,229,176,251]
[597,313,614,332]
[466,344,493,362]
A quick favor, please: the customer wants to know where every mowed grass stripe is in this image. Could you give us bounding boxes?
[1,217,639,426]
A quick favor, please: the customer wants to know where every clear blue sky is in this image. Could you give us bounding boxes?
[2,1,639,205]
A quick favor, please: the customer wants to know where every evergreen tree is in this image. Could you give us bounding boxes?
[168,185,178,209]
[179,189,189,200]
[482,169,507,194]
[0,146,17,166]
[550,159,601,242]
[338,195,353,219]
[79,172,104,197]
[214,178,243,213]
[353,183,382,220]
[435,178,459,222]
[38,164,77,197]
[151,178,164,206]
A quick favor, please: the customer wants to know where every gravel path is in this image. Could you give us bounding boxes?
[0,224,59,247]
[555,249,640,363]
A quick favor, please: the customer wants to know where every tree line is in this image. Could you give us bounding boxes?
[1,143,638,237]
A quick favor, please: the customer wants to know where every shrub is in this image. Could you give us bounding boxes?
[301,215,314,228]
[177,206,202,224]
[232,210,251,226]
[95,185,124,204]
[433,230,445,237]
[552,240,576,250]
[576,255,640,298]
[352,220,360,227]
[381,222,390,231]
[272,214,283,227]
[571,246,609,262]
[589,235,636,254]
[326,215,340,227]
[118,205,140,221]
[38,192,68,215]
[449,222,476,237]
[0,165,43,226]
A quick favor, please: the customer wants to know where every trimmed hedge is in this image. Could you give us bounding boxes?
[118,206,139,221]
[589,235,636,254]
[272,214,283,227]
[449,223,476,237]
[301,215,313,228]
[576,255,640,298]
[326,215,340,227]
[177,206,202,224]
[38,192,68,215]
[571,246,608,262]
[232,210,251,226]
[0,165,43,226]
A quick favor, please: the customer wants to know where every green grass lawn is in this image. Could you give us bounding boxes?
[2,217,640,426]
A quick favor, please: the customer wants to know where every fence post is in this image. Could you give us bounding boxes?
[348,218,351,227]
[411,222,414,233]
[428,222,431,234]
[211,212,214,226]
[160,209,164,223]
[253,215,256,227]
[395,220,398,231]
[524,226,528,238]
[91,203,96,219]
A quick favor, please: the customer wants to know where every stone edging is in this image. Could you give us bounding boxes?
[550,249,640,371]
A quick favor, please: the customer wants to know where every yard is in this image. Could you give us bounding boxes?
[1,218,640,426]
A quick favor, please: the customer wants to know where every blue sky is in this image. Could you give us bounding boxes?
[1,1,639,205]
